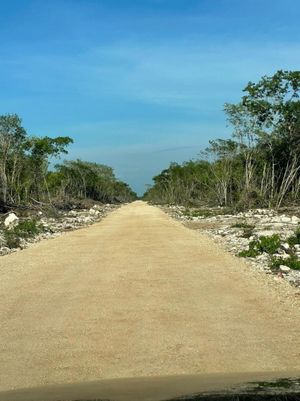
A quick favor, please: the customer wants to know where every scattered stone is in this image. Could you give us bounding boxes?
[68,210,78,216]
[4,213,19,228]
[281,243,290,251]
[162,204,300,289]
[279,265,291,272]
[89,208,100,216]
[0,204,118,257]
[0,246,12,256]
[273,252,290,260]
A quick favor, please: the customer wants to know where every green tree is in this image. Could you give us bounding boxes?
[52,159,137,203]
[0,114,27,206]
[242,70,300,206]
[25,136,73,201]
[146,71,300,208]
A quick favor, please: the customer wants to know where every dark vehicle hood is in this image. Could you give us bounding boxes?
[0,371,299,401]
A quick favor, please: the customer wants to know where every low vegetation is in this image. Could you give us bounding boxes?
[287,228,300,247]
[3,219,46,248]
[271,255,300,271]
[238,235,281,258]
[237,229,300,271]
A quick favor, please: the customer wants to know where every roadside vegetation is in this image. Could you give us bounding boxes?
[167,204,300,287]
[2,219,47,249]
[144,70,300,210]
[144,70,300,284]
[239,231,300,271]
[0,114,137,213]
[0,115,137,252]
[238,234,281,258]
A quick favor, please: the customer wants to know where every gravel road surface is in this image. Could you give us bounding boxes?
[0,201,299,391]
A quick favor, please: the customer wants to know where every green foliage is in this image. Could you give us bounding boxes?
[51,159,137,204]
[238,234,281,258]
[4,219,45,249]
[145,70,300,209]
[0,113,136,207]
[0,114,26,146]
[254,235,281,254]
[287,228,300,246]
[144,160,214,205]
[238,247,260,258]
[0,114,27,204]
[242,70,300,138]
[271,255,300,271]
[4,231,21,249]
[25,136,73,160]
[268,228,300,270]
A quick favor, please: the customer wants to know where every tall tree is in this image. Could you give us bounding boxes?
[25,136,73,201]
[0,114,26,206]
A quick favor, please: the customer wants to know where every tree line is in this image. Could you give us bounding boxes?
[0,115,137,211]
[144,70,300,209]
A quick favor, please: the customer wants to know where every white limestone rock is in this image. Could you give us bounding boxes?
[279,265,291,273]
[4,213,19,228]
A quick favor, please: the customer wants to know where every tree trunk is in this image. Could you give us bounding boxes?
[0,166,8,205]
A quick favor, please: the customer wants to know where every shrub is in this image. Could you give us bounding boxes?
[287,228,300,247]
[238,234,281,258]
[4,231,21,249]
[14,219,44,238]
[4,219,45,249]
[271,255,300,271]
[254,235,281,254]
[238,247,260,258]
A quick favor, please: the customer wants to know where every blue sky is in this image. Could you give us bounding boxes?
[0,0,299,194]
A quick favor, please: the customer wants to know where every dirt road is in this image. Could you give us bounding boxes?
[0,201,299,391]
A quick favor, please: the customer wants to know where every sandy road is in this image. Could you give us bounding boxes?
[0,201,299,391]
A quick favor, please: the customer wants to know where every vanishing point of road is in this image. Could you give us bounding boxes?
[0,201,299,391]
